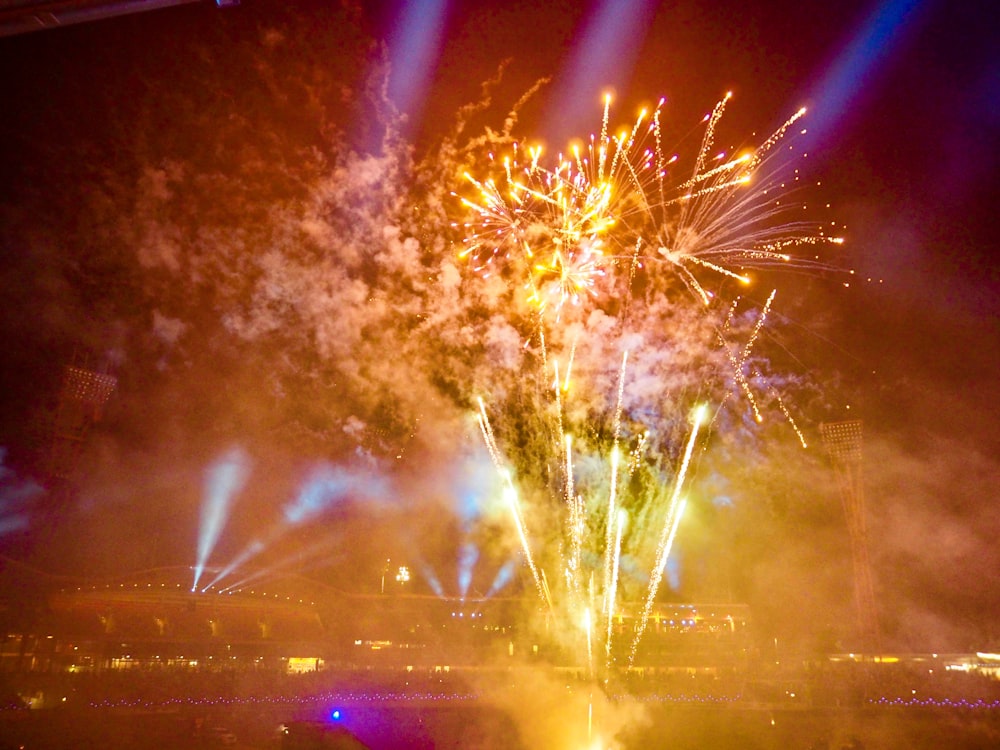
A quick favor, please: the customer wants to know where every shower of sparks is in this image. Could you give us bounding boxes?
[772,387,808,448]
[605,508,626,665]
[602,352,628,617]
[739,289,776,368]
[477,351,711,675]
[721,289,777,424]
[629,404,707,665]
[477,398,551,610]
[455,91,842,676]
[454,93,843,315]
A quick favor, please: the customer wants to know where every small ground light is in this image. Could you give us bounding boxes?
[330,709,342,720]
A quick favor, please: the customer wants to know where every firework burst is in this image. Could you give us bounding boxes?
[454,92,843,314]
[452,91,841,678]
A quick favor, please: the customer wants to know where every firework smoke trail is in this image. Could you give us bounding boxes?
[629,404,707,665]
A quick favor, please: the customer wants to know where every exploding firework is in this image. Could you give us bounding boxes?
[454,92,842,314]
[120,69,840,689]
[453,92,843,676]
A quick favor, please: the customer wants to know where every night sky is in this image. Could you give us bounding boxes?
[0,0,997,652]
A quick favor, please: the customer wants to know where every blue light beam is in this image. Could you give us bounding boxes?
[416,560,445,598]
[384,0,450,134]
[192,447,250,591]
[542,0,657,143]
[201,540,265,592]
[0,449,41,536]
[283,463,388,525]
[484,559,517,599]
[806,0,931,149]
[205,463,389,592]
[218,533,344,593]
[457,541,479,598]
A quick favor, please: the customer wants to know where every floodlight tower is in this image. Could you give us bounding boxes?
[820,420,881,658]
[46,363,117,487]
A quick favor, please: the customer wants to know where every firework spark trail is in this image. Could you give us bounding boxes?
[554,348,585,606]
[588,693,594,744]
[597,93,612,179]
[747,106,807,170]
[477,399,550,609]
[605,508,625,669]
[475,397,504,468]
[503,480,552,611]
[630,404,707,665]
[734,289,777,423]
[677,152,750,192]
[607,103,649,187]
[537,324,549,372]
[772,387,808,448]
[602,352,628,616]
[563,340,577,392]
[722,297,741,332]
[611,351,628,440]
[602,446,620,615]
[627,432,648,475]
[689,92,732,192]
[725,347,762,423]
[552,358,565,450]
[739,289,776,368]
[717,292,776,425]
[585,580,594,680]
[565,433,580,596]
[540,569,553,612]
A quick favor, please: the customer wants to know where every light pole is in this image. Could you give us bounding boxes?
[380,559,391,594]
[820,419,881,659]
